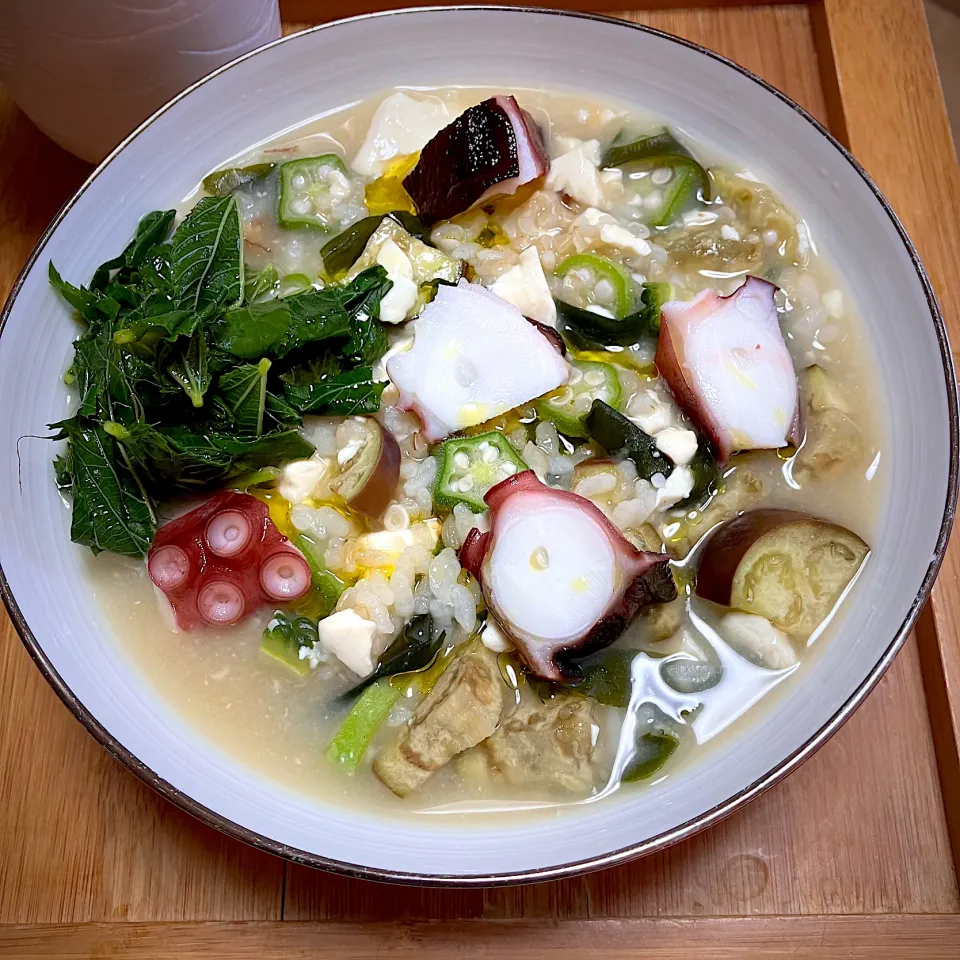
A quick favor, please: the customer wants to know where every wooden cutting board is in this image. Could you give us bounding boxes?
[1,1,959,956]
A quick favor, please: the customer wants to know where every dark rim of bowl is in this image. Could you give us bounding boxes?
[0,6,956,888]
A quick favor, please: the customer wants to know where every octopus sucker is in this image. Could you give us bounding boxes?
[148,491,311,630]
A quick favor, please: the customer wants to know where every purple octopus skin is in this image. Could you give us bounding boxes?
[525,316,567,355]
[403,95,548,224]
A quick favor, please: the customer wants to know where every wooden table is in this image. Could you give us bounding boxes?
[2,1,960,956]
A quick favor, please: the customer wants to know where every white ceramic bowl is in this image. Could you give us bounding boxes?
[0,8,955,884]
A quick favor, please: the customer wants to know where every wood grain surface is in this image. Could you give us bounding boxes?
[279,0,797,18]
[815,0,960,879]
[1,0,959,954]
[3,916,960,959]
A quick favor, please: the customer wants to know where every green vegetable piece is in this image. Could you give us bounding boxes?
[623,729,680,781]
[66,326,116,419]
[434,431,527,512]
[110,422,313,496]
[49,261,121,328]
[232,466,281,491]
[171,195,244,312]
[603,130,697,173]
[260,611,319,677]
[320,211,431,276]
[49,419,155,557]
[279,273,314,297]
[377,615,445,679]
[294,534,346,617]
[213,358,271,437]
[212,301,298,359]
[621,703,681,781]
[321,215,385,276]
[576,649,635,708]
[79,210,175,299]
[326,680,399,774]
[213,266,391,363]
[113,303,200,347]
[555,253,635,319]
[203,163,275,197]
[72,327,177,426]
[637,281,671,337]
[586,399,674,481]
[602,131,710,228]
[213,289,351,359]
[340,266,393,364]
[536,359,621,438]
[208,428,314,467]
[104,421,221,492]
[166,334,210,409]
[340,614,446,702]
[678,443,719,508]
[90,209,177,293]
[244,263,280,303]
[556,280,670,350]
[583,402,658,473]
[556,302,644,351]
[282,366,385,416]
[137,243,176,297]
[264,389,303,428]
[277,154,349,229]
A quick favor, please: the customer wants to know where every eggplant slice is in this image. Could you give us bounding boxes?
[696,508,869,641]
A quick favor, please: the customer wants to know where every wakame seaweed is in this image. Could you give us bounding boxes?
[49,206,394,557]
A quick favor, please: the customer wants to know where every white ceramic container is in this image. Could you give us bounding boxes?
[0,8,955,884]
[0,0,281,163]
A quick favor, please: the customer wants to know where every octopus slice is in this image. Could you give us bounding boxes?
[655,276,800,461]
[148,490,311,631]
[386,281,569,442]
[460,471,676,682]
[403,95,548,223]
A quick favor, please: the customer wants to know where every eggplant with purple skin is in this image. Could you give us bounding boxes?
[695,508,868,641]
[403,96,549,223]
[329,418,401,521]
[459,470,676,683]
